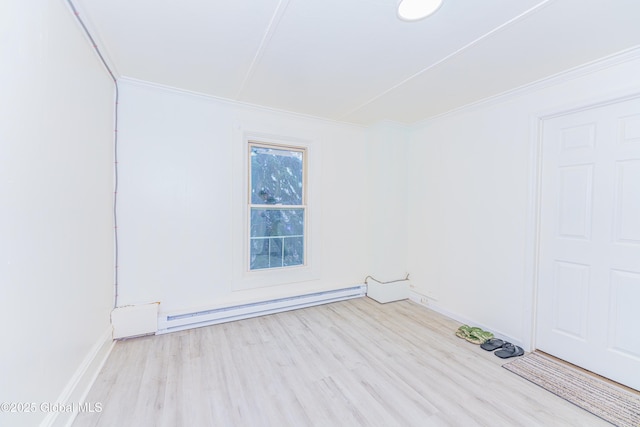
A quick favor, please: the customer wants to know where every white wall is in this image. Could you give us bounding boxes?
[366,122,410,282]
[116,79,376,315]
[407,51,640,348]
[0,1,114,426]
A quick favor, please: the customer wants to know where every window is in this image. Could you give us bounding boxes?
[248,142,306,270]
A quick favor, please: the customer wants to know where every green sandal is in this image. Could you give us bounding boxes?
[465,328,494,345]
[455,325,473,339]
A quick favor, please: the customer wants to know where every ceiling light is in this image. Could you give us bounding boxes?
[397,0,443,21]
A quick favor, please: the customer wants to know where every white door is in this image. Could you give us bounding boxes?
[537,97,640,391]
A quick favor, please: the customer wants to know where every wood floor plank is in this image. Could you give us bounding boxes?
[73,297,612,427]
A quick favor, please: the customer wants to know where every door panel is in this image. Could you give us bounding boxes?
[609,269,640,358]
[614,160,640,243]
[552,261,589,340]
[557,165,593,239]
[537,97,640,391]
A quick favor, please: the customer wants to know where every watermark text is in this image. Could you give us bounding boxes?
[0,402,102,414]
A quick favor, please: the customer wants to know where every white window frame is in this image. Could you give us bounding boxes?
[231,126,321,291]
[247,141,307,271]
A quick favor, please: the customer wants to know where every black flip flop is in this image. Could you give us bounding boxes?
[480,338,505,351]
[494,343,524,359]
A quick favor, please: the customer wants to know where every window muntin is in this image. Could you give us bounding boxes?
[248,143,306,270]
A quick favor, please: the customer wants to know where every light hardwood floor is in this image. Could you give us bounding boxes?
[73,297,611,427]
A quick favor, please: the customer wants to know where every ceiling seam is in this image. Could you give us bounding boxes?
[235,0,292,100]
[338,0,555,121]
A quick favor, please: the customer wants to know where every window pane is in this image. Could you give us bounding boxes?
[250,208,304,237]
[250,146,303,206]
[283,236,304,267]
[250,208,304,270]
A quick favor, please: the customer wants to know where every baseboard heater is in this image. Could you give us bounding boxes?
[157,285,366,334]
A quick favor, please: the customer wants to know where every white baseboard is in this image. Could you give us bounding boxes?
[40,328,115,427]
[408,290,525,350]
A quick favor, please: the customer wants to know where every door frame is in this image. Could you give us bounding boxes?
[522,91,640,353]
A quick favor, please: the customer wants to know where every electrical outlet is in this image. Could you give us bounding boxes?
[420,296,429,305]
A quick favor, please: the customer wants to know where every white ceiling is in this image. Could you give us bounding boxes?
[73,0,640,125]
